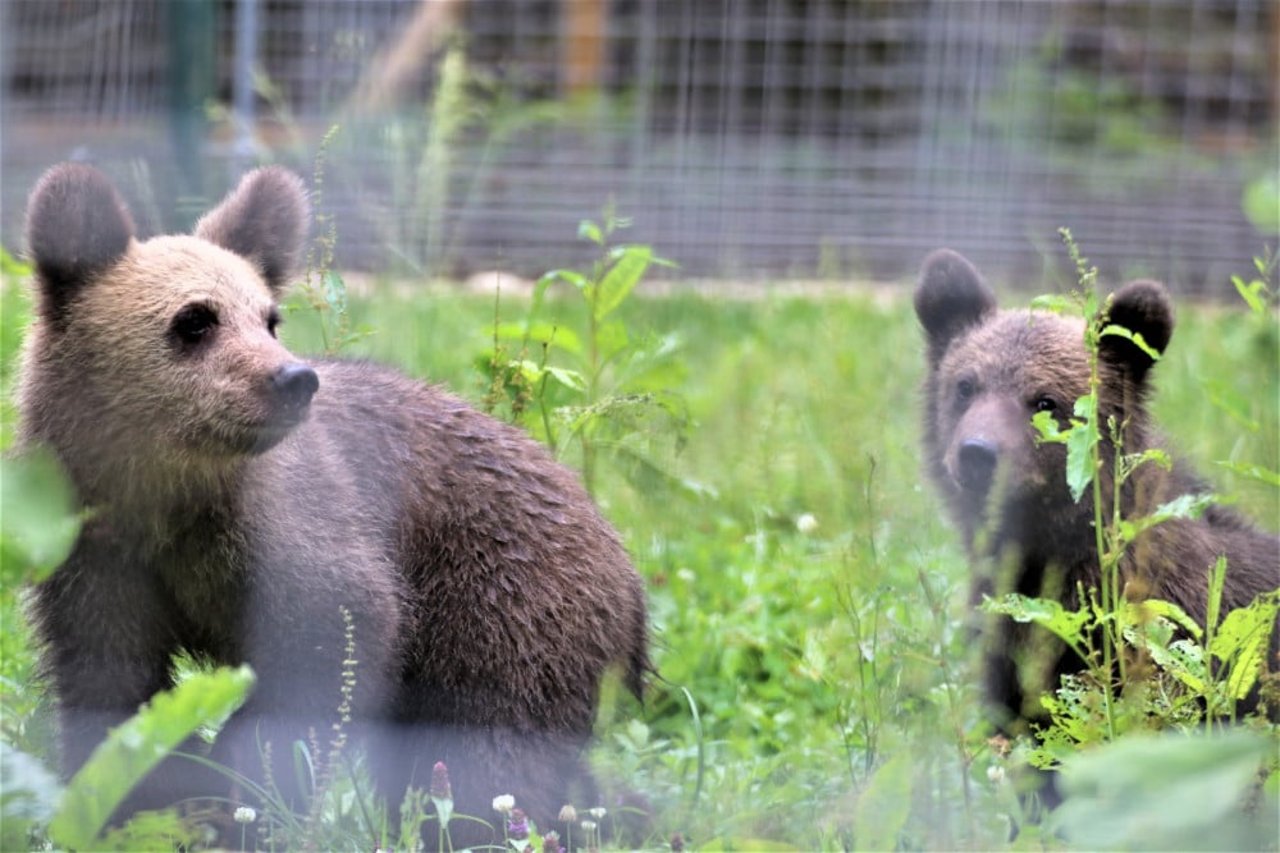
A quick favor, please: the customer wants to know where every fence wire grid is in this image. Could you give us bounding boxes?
[2,0,1277,292]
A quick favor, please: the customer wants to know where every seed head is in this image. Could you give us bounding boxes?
[233,806,257,824]
[558,804,578,823]
[430,761,452,801]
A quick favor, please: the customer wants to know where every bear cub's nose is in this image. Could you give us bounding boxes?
[957,437,998,494]
[271,362,319,409]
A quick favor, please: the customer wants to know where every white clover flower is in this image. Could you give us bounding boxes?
[493,794,516,815]
[588,806,607,819]
[580,820,597,832]
[795,513,819,535]
[233,806,257,824]
[987,764,1006,784]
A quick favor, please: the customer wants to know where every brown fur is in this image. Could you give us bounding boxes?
[18,164,649,846]
[914,249,1279,730]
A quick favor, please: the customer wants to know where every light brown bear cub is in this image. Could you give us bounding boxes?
[18,163,649,844]
[914,249,1278,733]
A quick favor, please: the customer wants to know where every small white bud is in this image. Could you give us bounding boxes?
[795,513,819,535]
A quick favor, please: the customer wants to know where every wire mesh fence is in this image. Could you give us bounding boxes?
[2,0,1276,292]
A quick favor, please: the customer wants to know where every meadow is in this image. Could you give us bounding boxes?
[1,242,1277,850]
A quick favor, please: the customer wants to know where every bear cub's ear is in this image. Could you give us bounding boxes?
[26,163,136,327]
[914,249,998,364]
[195,167,309,295]
[1098,279,1174,384]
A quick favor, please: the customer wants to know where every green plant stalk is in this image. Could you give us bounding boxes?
[1203,555,1228,729]
[580,254,606,494]
[1108,415,1129,689]
[1067,229,1119,742]
[536,341,557,452]
[678,685,706,821]
[918,570,976,843]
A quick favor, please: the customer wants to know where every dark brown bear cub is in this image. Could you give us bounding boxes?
[17,163,649,845]
[914,249,1278,734]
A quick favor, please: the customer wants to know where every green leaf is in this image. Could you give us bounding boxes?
[321,269,348,316]
[983,594,1091,647]
[1230,275,1268,315]
[1241,172,1280,234]
[543,366,587,393]
[1117,492,1216,542]
[1209,591,1280,700]
[492,321,584,355]
[1053,731,1275,850]
[0,450,83,584]
[854,752,913,852]
[0,246,33,279]
[1030,293,1076,314]
[577,219,604,245]
[1064,396,1097,503]
[1125,615,1207,693]
[1141,599,1204,640]
[596,319,630,362]
[536,268,588,292]
[1032,409,1069,444]
[2,742,62,852]
[699,839,802,852]
[1099,323,1162,361]
[594,245,652,320]
[48,665,255,850]
[1215,461,1280,487]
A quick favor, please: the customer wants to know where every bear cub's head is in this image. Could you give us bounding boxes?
[21,163,317,465]
[914,249,1174,551]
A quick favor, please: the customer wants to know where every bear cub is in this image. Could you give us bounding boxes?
[914,249,1278,733]
[17,163,649,845]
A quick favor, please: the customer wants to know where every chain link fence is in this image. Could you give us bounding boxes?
[3,0,1276,292]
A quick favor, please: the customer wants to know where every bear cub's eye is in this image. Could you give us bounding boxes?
[1033,395,1059,413]
[170,304,218,348]
[955,378,977,401]
[266,308,282,338]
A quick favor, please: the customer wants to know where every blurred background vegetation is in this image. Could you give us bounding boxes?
[1,0,1276,290]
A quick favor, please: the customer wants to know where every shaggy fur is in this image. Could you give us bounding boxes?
[18,164,649,846]
[914,249,1279,729]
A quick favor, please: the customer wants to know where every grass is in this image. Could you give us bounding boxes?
[1,271,1276,850]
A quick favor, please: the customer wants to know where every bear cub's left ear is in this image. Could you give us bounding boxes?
[195,167,310,295]
[1098,279,1174,383]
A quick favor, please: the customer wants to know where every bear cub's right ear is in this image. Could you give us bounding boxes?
[914,249,998,364]
[26,163,136,327]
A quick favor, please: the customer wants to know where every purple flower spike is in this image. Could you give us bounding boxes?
[508,807,530,841]
[429,761,452,801]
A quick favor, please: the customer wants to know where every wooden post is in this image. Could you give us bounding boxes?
[562,0,607,96]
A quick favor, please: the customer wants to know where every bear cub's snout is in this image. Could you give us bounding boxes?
[269,361,319,412]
